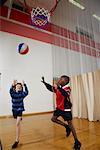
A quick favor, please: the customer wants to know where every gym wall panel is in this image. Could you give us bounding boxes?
[51,0,100,76]
[52,45,98,77]
[52,0,100,42]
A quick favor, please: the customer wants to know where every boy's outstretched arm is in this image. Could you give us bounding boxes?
[41,77,55,92]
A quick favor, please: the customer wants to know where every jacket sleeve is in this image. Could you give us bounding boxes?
[43,82,55,93]
[22,84,28,97]
[57,86,69,97]
[9,87,22,98]
[9,86,15,97]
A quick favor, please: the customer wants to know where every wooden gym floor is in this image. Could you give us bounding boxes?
[0,113,100,150]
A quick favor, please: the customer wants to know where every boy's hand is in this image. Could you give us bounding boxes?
[54,83,61,90]
[53,84,58,90]
[41,76,45,83]
[13,80,17,86]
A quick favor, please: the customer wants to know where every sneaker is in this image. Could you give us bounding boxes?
[73,139,81,150]
[12,141,19,149]
[65,125,71,137]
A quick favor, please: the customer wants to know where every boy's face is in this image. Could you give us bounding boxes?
[57,77,68,86]
[15,84,22,92]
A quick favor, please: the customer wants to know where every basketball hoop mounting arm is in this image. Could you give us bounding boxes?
[16,0,61,14]
[50,0,61,15]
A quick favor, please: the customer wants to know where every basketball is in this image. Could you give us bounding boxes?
[17,43,29,55]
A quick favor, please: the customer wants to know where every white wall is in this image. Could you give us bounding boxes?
[52,45,98,77]
[52,0,100,42]
[0,31,53,116]
[51,0,100,76]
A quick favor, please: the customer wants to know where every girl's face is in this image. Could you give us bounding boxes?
[15,84,23,92]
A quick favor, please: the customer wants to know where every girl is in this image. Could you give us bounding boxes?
[10,80,28,149]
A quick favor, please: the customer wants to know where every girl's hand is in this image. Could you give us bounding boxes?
[13,80,17,86]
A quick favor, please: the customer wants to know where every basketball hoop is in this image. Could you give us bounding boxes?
[16,0,61,27]
[31,7,50,27]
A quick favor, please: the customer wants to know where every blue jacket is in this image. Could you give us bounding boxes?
[10,84,28,112]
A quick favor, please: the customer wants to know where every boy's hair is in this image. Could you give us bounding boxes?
[61,75,70,84]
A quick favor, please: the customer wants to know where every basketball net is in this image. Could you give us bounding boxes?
[31,7,50,27]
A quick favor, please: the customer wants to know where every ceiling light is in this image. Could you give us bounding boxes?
[68,0,85,10]
[93,14,100,21]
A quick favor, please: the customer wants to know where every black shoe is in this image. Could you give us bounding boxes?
[73,139,81,150]
[65,125,71,137]
[12,141,19,149]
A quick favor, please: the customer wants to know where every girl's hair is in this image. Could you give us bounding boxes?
[15,83,23,91]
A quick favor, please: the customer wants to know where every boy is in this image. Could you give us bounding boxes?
[10,80,28,149]
[41,75,81,149]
